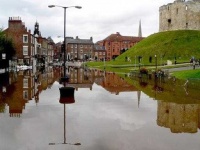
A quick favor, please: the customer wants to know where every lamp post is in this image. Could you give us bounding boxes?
[48,5,82,79]
[155,55,157,71]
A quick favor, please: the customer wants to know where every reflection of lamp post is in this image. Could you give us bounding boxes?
[49,87,81,146]
[48,5,82,79]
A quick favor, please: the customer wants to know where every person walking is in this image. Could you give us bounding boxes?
[193,60,196,69]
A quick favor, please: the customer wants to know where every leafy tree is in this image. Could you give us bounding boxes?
[0,28,16,60]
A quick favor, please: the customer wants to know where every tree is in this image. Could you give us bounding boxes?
[0,28,16,60]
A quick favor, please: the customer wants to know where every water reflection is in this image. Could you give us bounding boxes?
[129,71,200,133]
[157,101,200,133]
[49,87,81,146]
[0,67,200,149]
[0,66,55,117]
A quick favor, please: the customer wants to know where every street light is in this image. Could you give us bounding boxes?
[155,55,157,71]
[48,5,82,80]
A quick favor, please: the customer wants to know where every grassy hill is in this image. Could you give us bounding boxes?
[115,30,200,65]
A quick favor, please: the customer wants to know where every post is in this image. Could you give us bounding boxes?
[104,57,105,70]
[135,55,136,70]
[155,55,157,71]
[155,55,157,79]
[63,8,66,77]
[48,5,81,83]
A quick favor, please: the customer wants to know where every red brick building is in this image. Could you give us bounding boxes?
[98,32,144,60]
[4,17,36,65]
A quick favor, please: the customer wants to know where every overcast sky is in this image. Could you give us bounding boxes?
[0,0,173,43]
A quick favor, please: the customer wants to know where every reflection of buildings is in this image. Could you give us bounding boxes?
[0,66,55,117]
[157,101,200,133]
[66,68,105,90]
[99,72,137,95]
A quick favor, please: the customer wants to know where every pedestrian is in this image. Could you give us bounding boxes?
[125,56,127,62]
[193,60,196,69]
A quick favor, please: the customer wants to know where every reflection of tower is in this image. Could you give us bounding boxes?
[157,101,199,133]
[137,91,141,108]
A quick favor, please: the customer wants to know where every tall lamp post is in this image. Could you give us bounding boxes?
[48,5,82,80]
[155,55,157,71]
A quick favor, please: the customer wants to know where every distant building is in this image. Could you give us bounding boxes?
[93,44,106,61]
[65,36,94,61]
[98,32,144,60]
[159,0,200,32]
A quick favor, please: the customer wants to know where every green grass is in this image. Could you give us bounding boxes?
[88,30,200,67]
[116,30,200,64]
[172,69,200,79]
[86,30,200,79]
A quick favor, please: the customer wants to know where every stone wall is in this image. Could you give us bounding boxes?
[159,0,200,31]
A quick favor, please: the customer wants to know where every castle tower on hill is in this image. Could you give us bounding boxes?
[159,0,200,32]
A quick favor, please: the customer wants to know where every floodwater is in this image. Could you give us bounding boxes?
[0,67,200,150]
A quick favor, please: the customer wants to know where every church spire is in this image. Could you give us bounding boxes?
[138,20,142,37]
[34,21,40,37]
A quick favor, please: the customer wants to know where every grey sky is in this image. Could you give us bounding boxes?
[0,0,173,43]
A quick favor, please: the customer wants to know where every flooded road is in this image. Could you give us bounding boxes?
[0,67,200,150]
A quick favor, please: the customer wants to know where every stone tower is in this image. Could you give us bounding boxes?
[159,0,200,32]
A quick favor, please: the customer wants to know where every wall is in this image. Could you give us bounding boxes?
[159,0,200,31]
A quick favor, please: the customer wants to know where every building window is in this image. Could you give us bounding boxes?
[23,46,28,55]
[23,34,28,43]
[23,90,28,99]
[71,44,73,48]
[18,59,23,65]
[23,79,28,88]
[2,53,6,59]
